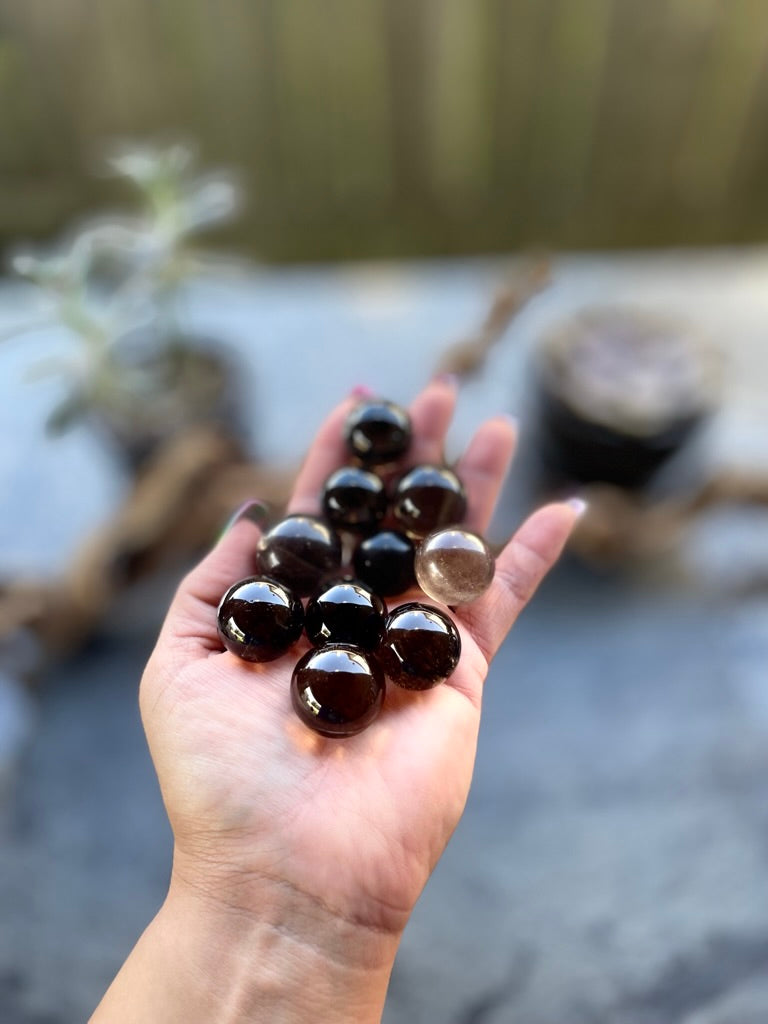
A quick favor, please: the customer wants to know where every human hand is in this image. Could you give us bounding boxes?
[93,379,580,1024]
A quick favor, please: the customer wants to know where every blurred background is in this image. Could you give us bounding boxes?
[1,2,768,1022]
[4,0,768,259]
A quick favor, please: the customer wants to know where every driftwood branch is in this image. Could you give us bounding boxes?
[570,470,768,566]
[434,258,550,377]
[0,427,296,668]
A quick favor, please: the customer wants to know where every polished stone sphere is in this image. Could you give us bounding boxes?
[415,527,495,605]
[291,645,386,737]
[392,464,468,539]
[217,576,304,662]
[352,529,416,597]
[256,514,342,597]
[321,465,387,534]
[305,578,387,650]
[344,399,412,466]
[379,602,461,689]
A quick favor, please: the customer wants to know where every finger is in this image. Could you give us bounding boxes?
[406,376,458,466]
[459,501,582,664]
[287,394,360,514]
[456,415,517,535]
[161,514,264,653]
[289,378,458,515]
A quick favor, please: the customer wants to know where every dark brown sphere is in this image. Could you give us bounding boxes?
[305,578,387,650]
[291,645,385,737]
[379,602,461,689]
[256,515,342,597]
[344,399,412,467]
[352,530,416,597]
[321,465,387,534]
[392,464,468,539]
[217,576,304,663]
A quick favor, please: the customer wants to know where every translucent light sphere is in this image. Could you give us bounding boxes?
[415,527,495,605]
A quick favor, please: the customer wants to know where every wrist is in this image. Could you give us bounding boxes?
[164,866,400,1024]
[92,858,401,1024]
[102,852,401,1024]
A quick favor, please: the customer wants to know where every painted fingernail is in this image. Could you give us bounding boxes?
[220,499,270,538]
[432,372,459,389]
[566,497,588,518]
[349,384,375,399]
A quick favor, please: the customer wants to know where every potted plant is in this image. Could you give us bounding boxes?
[7,141,246,471]
[531,307,722,491]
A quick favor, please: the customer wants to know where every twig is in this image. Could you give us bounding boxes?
[434,257,550,377]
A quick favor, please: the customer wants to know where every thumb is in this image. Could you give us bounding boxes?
[160,500,268,655]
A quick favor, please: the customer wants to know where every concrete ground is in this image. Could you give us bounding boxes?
[1,251,767,1022]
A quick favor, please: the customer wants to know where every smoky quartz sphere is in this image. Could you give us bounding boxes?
[379,602,461,690]
[217,576,304,663]
[256,514,342,597]
[321,465,387,534]
[305,578,387,650]
[392,464,468,539]
[344,399,412,466]
[415,527,495,605]
[291,645,386,737]
[353,529,416,597]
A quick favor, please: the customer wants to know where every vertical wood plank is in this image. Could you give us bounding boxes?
[636,0,722,201]
[488,0,558,197]
[320,0,394,207]
[382,0,433,200]
[674,0,768,206]
[269,0,343,207]
[522,0,613,213]
[428,0,494,200]
[586,0,677,218]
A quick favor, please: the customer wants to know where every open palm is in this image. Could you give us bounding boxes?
[139,380,578,946]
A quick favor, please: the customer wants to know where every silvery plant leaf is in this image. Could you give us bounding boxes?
[105,141,195,187]
[9,246,78,289]
[181,175,242,232]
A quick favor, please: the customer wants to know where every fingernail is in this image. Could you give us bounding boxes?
[349,384,375,399]
[499,412,519,429]
[220,499,270,538]
[433,372,459,390]
[566,497,588,518]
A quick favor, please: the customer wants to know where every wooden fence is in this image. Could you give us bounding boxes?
[1,0,768,260]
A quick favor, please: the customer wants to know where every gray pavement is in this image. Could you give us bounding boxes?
[1,252,768,1022]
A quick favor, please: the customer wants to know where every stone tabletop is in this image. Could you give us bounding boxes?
[1,250,767,1023]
